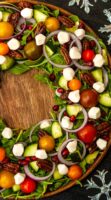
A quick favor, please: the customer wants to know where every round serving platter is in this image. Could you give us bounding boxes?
[0,0,111,198]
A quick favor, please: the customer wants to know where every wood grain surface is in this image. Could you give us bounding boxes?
[0,69,54,129]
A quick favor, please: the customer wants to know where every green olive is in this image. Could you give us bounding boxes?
[24,40,42,60]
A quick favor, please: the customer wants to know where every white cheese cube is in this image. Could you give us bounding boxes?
[68,90,80,103]
[69,47,81,60]
[93,82,105,93]
[12,143,24,157]
[93,54,105,68]
[61,116,73,129]
[35,34,46,46]
[57,164,68,175]
[40,120,51,129]
[21,8,33,19]
[63,67,75,81]
[66,140,77,153]
[96,138,107,150]
[7,38,20,50]
[14,173,26,185]
[74,28,85,40]
[0,56,6,65]
[35,149,47,159]
[88,107,101,119]
[57,31,70,45]
[0,11,3,21]
[2,127,13,139]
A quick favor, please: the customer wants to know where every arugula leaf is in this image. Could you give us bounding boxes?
[10,63,31,75]
[21,23,37,46]
[69,15,80,22]
[52,9,59,17]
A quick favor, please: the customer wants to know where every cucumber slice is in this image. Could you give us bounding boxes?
[34,10,48,22]
[58,76,68,90]
[2,12,11,22]
[99,92,111,107]
[102,49,108,65]
[91,69,103,82]
[52,122,63,139]
[66,104,82,117]
[12,184,20,192]
[29,161,39,172]
[53,168,63,180]
[24,143,37,157]
[1,56,15,70]
[45,45,54,56]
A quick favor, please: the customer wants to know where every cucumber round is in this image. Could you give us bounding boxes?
[24,143,37,157]
[1,56,15,70]
[34,10,48,22]
[91,69,103,82]
[45,45,54,57]
[58,76,68,90]
[29,161,39,172]
[53,168,63,180]
[66,104,82,117]
[12,184,20,192]
[99,92,111,107]
[51,122,63,139]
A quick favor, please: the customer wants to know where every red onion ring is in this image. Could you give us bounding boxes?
[58,106,88,133]
[43,30,82,68]
[71,34,102,70]
[58,138,86,166]
[0,5,26,40]
[24,162,55,181]
[102,67,108,88]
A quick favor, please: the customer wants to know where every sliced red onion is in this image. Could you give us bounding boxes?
[102,67,108,88]
[58,139,86,166]
[43,30,82,68]
[71,34,102,70]
[24,162,55,181]
[0,5,26,40]
[16,17,26,32]
[29,119,54,142]
[26,18,36,24]
[58,106,88,133]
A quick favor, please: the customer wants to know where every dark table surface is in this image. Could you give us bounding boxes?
[42,0,111,200]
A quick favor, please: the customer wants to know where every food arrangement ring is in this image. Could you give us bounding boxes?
[0,0,111,199]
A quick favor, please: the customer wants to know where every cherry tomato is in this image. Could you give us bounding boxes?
[0,170,15,189]
[39,134,55,152]
[68,79,82,91]
[20,177,36,194]
[68,165,82,180]
[80,89,98,108]
[0,22,14,39]
[77,124,97,144]
[45,17,60,32]
[82,49,95,62]
[0,43,9,55]
[0,147,6,162]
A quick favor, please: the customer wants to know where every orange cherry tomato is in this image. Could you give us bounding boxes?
[45,17,60,32]
[68,165,83,180]
[0,43,9,55]
[0,147,6,162]
[0,170,15,188]
[68,79,82,91]
[0,22,14,39]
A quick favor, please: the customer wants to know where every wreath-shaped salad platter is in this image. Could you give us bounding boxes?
[0,0,111,199]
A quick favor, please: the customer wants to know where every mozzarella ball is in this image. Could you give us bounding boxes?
[68,90,80,103]
[0,11,3,21]
[63,67,75,81]
[14,173,26,185]
[35,34,46,46]
[12,143,24,157]
[88,107,101,119]
[69,47,81,60]
[66,140,77,153]
[96,138,107,150]
[40,120,51,129]
[57,164,68,175]
[74,28,85,40]
[21,8,33,19]
[35,149,47,159]
[7,38,20,50]
[0,55,6,65]
[93,82,105,93]
[93,54,105,68]
[2,127,13,139]
[61,116,73,129]
[57,31,70,44]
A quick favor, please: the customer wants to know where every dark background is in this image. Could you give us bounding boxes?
[42,0,111,200]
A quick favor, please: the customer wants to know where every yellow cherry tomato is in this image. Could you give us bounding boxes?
[39,134,55,152]
[0,43,9,55]
[0,22,14,39]
[0,170,15,189]
[45,17,60,32]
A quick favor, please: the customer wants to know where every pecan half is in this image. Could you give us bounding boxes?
[60,91,69,100]
[8,50,23,59]
[87,142,97,153]
[2,163,20,174]
[81,73,96,86]
[58,16,75,28]
[17,1,32,9]
[60,45,72,65]
[96,122,111,135]
[82,40,90,50]
[37,159,53,172]
[35,22,46,35]
[8,12,20,29]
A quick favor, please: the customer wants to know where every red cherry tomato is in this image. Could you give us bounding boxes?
[82,49,95,62]
[77,124,97,144]
[20,177,36,194]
